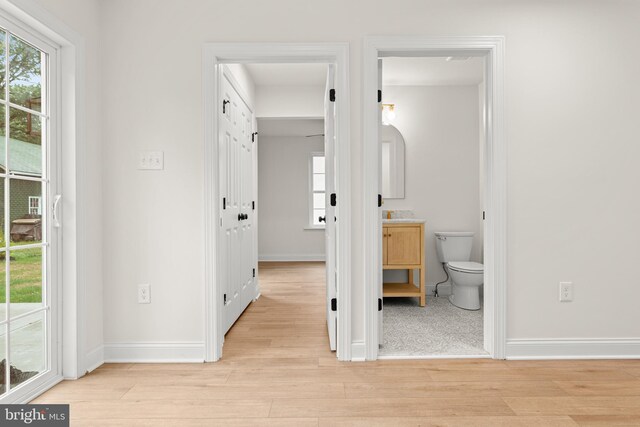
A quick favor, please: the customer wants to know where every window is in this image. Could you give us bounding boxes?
[309,153,325,228]
[28,196,41,215]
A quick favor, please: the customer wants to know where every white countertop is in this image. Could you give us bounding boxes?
[382,218,426,223]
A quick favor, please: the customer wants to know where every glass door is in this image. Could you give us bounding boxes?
[0,18,59,401]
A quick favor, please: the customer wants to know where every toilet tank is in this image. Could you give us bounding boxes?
[434,232,475,263]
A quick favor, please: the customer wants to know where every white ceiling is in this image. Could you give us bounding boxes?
[257,118,324,137]
[382,57,484,86]
[245,63,328,86]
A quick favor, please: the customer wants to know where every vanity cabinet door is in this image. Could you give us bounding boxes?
[382,226,388,265]
[386,226,421,265]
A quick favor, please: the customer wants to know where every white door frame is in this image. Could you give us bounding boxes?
[203,43,351,362]
[362,36,507,360]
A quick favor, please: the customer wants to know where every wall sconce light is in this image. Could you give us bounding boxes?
[381,103,396,125]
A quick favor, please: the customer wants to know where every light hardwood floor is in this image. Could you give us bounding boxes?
[34,262,640,426]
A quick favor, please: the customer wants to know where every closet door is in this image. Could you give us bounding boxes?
[219,69,256,335]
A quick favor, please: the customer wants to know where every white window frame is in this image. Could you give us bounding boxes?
[28,196,42,215]
[0,0,88,403]
[308,151,325,229]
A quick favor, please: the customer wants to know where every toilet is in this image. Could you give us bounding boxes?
[434,231,484,310]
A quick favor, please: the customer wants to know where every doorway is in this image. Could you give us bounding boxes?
[0,16,61,402]
[362,36,506,360]
[203,44,351,362]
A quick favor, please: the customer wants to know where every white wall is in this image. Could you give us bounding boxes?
[382,85,480,292]
[30,0,104,370]
[256,85,324,118]
[96,0,640,356]
[258,134,325,261]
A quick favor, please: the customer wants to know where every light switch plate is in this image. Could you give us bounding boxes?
[138,151,164,170]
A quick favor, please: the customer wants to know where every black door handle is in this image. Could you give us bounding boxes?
[238,213,243,221]
[318,216,326,223]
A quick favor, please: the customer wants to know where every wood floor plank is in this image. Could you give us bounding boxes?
[122,383,345,400]
[318,416,579,427]
[31,262,640,425]
[344,380,567,398]
[269,397,515,418]
[504,396,640,416]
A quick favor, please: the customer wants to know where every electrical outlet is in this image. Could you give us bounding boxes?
[138,284,151,304]
[559,282,573,302]
[138,151,164,170]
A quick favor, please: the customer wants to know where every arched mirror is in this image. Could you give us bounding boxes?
[380,124,405,199]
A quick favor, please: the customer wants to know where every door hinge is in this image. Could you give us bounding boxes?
[378,194,383,207]
[483,211,485,220]
[252,132,258,142]
[223,197,226,210]
[329,89,336,102]
[253,268,255,278]
[222,99,230,114]
[378,298,383,311]
[378,90,382,103]
[252,201,255,210]
[331,298,337,311]
[330,193,337,207]
[223,293,227,304]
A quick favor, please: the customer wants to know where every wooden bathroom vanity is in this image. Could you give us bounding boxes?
[382,221,426,306]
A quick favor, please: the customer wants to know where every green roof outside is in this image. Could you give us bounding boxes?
[0,135,42,176]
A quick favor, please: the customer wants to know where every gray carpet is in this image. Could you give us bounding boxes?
[380,295,486,356]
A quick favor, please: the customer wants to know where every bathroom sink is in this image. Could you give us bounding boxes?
[383,218,425,223]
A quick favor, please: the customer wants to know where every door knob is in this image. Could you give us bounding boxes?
[318,216,326,223]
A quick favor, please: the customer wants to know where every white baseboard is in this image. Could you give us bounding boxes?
[507,338,640,360]
[351,341,366,361]
[84,345,105,373]
[103,342,205,363]
[259,254,325,262]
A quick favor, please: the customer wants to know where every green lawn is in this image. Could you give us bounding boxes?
[0,246,43,303]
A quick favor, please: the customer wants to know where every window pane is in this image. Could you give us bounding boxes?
[312,156,325,174]
[9,311,45,390]
[313,173,325,192]
[313,193,325,209]
[0,104,5,169]
[0,325,5,396]
[9,180,42,245]
[313,209,325,226]
[0,30,5,100]
[9,246,42,310]
[9,35,42,113]
[9,107,42,178]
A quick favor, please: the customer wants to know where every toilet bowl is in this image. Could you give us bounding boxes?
[447,261,484,310]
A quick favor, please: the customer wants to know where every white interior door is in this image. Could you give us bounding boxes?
[219,68,256,335]
[377,58,384,345]
[0,18,61,402]
[324,65,337,351]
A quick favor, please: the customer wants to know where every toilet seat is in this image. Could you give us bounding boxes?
[448,261,484,274]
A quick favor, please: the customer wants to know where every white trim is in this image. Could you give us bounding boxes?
[204,43,351,362]
[259,254,326,262]
[1,374,63,404]
[506,339,640,360]
[351,341,366,361]
[103,342,205,363]
[85,345,104,373]
[362,36,507,361]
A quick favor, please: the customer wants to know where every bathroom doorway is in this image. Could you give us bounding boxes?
[362,36,507,360]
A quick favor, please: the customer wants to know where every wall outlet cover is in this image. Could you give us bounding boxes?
[559,282,573,302]
[138,151,164,170]
[138,284,151,304]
